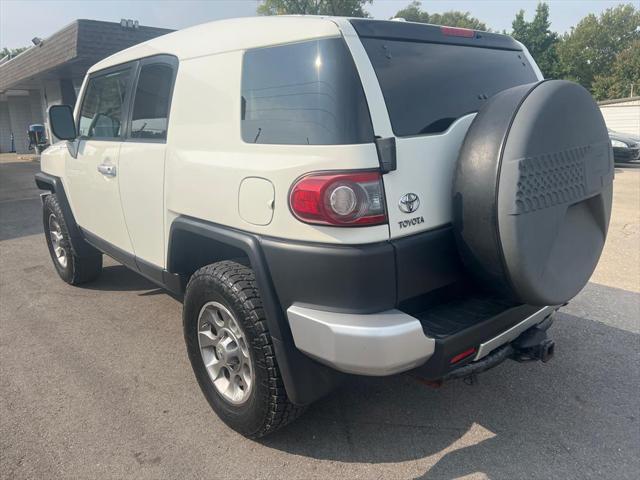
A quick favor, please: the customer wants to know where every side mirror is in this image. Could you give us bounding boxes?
[48,105,76,141]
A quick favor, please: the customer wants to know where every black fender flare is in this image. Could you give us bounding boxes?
[167,216,343,405]
[34,172,97,257]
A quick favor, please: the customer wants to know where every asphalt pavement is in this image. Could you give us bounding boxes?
[1,156,638,479]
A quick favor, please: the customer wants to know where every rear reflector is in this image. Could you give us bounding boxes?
[441,26,475,38]
[450,347,477,364]
[290,171,387,226]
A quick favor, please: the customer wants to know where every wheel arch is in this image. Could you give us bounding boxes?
[167,216,344,405]
[35,172,97,257]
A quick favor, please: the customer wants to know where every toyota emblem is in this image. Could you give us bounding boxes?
[399,193,420,213]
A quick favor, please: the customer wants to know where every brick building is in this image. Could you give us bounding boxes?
[0,19,172,153]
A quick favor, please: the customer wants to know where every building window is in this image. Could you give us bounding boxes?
[130,63,174,140]
[78,68,131,139]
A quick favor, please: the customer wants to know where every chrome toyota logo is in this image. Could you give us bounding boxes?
[399,193,420,213]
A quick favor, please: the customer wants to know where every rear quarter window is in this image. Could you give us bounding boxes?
[241,37,374,145]
[361,39,539,136]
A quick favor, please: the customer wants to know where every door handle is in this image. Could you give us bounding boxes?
[97,163,116,177]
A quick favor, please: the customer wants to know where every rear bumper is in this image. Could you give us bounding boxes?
[287,305,435,375]
[287,303,556,377]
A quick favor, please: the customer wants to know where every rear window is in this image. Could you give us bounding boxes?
[360,39,538,136]
[241,37,374,145]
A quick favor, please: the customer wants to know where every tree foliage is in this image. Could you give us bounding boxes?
[256,0,639,101]
[557,4,640,95]
[394,1,488,31]
[511,3,560,78]
[257,0,371,17]
[592,40,640,99]
[1,47,28,58]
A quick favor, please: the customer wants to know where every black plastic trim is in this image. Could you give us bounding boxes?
[167,216,344,405]
[375,136,397,173]
[34,172,95,257]
[392,225,464,303]
[261,236,396,314]
[81,228,184,296]
[350,19,523,51]
[413,304,544,380]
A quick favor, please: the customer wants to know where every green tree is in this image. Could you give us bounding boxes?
[394,0,428,22]
[511,3,560,78]
[557,4,640,93]
[257,0,371,17]
[592,40,640,100]
[394,1,488,31]
[1,46,28,58]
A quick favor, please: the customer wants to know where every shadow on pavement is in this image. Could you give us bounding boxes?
[81,265,158,292]
[261,311,639,479]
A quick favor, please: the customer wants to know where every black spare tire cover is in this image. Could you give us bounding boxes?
[453,80,613,306]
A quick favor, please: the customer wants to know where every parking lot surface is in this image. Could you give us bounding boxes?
[1,155,639,479]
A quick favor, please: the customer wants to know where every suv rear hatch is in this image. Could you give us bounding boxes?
[350,20,541,239]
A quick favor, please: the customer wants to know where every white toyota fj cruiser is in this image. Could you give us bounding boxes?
[37,16,613,438]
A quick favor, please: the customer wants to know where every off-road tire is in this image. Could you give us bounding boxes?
[43,194,102,285]
[183,260,305,438]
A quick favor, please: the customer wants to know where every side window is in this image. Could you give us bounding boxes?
[78,68,131,138]
[130,63,174,140]
[241,37,374,145]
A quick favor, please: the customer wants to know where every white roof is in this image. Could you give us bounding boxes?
[88,16,342,73]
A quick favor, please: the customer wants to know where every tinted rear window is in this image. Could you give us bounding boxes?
[360,39,538,136]
[241,37,374,145]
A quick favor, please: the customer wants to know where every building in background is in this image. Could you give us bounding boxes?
[0,19,172,153]
[599,97,640,137]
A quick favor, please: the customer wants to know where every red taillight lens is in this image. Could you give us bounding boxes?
[290,171,387,226]
[450,347,477,364]
[441,26,475,38]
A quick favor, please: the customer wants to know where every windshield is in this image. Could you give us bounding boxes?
[360,38,539,136]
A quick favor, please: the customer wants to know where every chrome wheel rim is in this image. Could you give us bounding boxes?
[197,301,253,405]
[48,214,67,268]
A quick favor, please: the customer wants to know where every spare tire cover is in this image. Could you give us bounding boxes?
[453,80,613,306]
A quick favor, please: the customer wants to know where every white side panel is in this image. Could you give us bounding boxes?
[65,140,133,252]
[118,142,166,267]
[165,50,388,247]
[384,115,476,238]
[39,142,68,178]
[343,31,546,240]
[239,177,275,226]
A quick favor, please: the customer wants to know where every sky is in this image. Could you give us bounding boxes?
[0,0,631,50]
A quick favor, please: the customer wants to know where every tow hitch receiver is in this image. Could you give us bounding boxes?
[511,326,555,363]
[422,321,556,385]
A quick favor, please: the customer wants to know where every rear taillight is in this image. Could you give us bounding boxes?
[289,171,387,226]
[441,26,475,38]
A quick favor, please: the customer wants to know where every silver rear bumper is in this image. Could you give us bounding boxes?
[287,305,435,376]
[287,304,556,376]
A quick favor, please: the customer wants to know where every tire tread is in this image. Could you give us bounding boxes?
[43,194,102,285]
[186,261,304,438]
